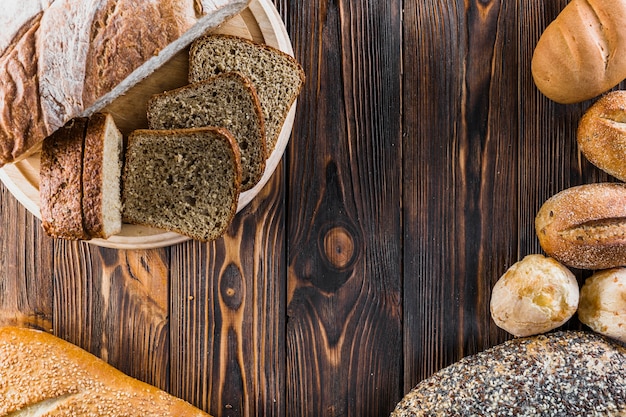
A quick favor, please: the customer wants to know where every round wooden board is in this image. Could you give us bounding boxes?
[0,0,296,249]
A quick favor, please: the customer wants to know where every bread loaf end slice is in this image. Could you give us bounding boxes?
[189,34,305,152]
[82,113,123,239]
[122,127,241,242]
[147,71,266,191]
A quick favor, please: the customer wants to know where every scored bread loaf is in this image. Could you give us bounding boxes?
[531,0,626,104]
[577,91,626,182]
[122,127,242,242]
[391,331,626,416]
[0,0,250,167]
[82,113,123,239]
[40,118,90,240]
[0,326,211,416]
[535,183,626,270]
[147,71,266,191]
[189,34,305,152]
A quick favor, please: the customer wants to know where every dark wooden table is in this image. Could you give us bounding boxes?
[0,1,617,416]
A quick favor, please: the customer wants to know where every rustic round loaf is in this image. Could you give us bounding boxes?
[391,331,626,416]
[578,268,626,343]
[535,183,626,270]
[490,254,578,337]
[531,0,626,104]
[577,91,626,182]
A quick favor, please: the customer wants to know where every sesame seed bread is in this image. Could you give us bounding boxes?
[147,71,266,191]
[188,34,305,152]
[0,326,211,416]
[40,118,90,240]
[82,113,123,239]
[391,331,626,416]
[122,127,242,242]
[0,0,250,167]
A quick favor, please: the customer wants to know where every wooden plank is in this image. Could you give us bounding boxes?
[283,0,403,415]
[169,170,286,417]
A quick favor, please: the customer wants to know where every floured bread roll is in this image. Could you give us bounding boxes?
[490,254,579,337]
[578,268,626,343]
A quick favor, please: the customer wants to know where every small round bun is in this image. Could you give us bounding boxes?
[490,254,579,337]
[578,268,626,343]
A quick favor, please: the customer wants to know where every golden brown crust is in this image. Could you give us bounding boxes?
[39,118,89,240]
[577,91,626,182]
[535,183,626,270]
[531,0,626,104]
[0,326,211,416]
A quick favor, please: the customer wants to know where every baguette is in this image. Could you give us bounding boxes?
[0,326,211,416]
[535,183,626,270]
[577,91,626,182]
[0,0,250,167]
[531,0,626,104]
[391,331,626,416]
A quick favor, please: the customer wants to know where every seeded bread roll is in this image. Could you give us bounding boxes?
[122,127,242,242]
[82,113,123,239]
[0,0,250,167]
[40,118,90,240]
[188,34,305,152]
[577,91,626,182]
[531,0,626,104]
[147,71,266,191]
[535,183,626,270]
[0,326,211,416]
[391,331,626,416]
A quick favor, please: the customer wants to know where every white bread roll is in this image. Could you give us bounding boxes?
[0,326,211,416]
[531,0,626,104]
[578,268,626,343]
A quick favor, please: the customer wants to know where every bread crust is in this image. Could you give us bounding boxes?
[0,326,211,416]
[531,0,626,104]
[535,183,626,270]
[577,91,626,182]
[0,0,250,167]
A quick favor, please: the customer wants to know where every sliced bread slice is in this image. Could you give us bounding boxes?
[188,34,305,152]
[147,71,266,191]
[82,113,123,239]
[122,127,242,242]
[40,117,89,240]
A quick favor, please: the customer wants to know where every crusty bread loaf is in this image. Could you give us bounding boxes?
[577,91,626,182]
[40,118,90,240]
[535,183,626,270]
[0,326,211,416]
[147,71,266,191]
[531,0,626,104]
[82,113,123,239]
[0,0,250,167]
[122,127,242,242]
[391,331,626,416]
[189,34,305,152]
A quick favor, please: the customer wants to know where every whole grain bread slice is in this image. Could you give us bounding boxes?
[40,118,89,240]
[188,34,305,152]
[82,113,123,239]
[147,71,266,191]
[122,127,242,242]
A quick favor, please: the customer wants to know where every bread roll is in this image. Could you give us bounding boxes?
[0,326,211,416]
[578,268,626,343]
[577,91,626,182]
[490,254,578,337]
[0,0,250,167]
[535,183,626,270]
[391,331,626,416]
[531,0,626,104]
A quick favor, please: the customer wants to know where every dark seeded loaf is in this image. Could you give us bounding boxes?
[391,331,626,416]
[40,118,90,240]
[122,127,242,242]
[147,71,266,191]
[188,34,305,152]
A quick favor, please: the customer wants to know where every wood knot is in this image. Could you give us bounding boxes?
[322,226,355,270]
[220,264,244,311]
